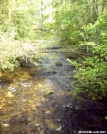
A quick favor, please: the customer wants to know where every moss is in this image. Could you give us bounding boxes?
[45,90,54,95]
[55,62,62,66]
[65,75,73,79]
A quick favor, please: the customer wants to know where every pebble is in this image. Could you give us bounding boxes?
[56,127,62,131]
[6,92,14,97]
[1,124,10,128]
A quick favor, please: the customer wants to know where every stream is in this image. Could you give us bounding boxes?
[0,32,75,134]
[0,32,107,134]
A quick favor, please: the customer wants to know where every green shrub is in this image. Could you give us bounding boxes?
[71,55,107,99]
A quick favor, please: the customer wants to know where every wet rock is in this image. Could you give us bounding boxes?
[63,103,72,108]
[45,90,54,96]
[29,62,40,68]
[45,128,55,134]
[44,70,57,75]
[7,101,13,106]
[8,86,16,92]
[6,92,14,97]
[45,111,50,114]
[56,118,62,122]
[1,124,10,128]
[65,65,74,71]
[46,45,62,50]
[22,99,27,102]
[65,75,73,79]
[55,62,62,66]
[56,127,62,131]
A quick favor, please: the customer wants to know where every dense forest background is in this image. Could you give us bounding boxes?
[0,0,107,100]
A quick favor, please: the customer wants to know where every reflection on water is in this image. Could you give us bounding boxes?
[0,68,55,133]
[0,53,73,134]
[0,31,71,133]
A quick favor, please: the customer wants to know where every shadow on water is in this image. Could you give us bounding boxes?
[0,53,107,134]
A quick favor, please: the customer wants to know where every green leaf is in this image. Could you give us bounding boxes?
[105,116,107,120]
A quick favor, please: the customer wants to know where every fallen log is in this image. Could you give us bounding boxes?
[39,50,94,56]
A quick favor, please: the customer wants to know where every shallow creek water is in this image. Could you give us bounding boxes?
[0,33,107,134]
[0,34,75,134]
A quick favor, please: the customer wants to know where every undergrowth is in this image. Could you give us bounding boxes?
[0,32,38,71]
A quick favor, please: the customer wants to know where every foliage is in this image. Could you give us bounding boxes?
[71,17,107,99]
[0,33,19,70]
[53,0,93,44]
[0,0,39,40]
[53,0,107,99]
[0,31,36,70]
[105,116,107,120]
[71,56,107,99]
[77,16,107,97]
[0,0,42,70]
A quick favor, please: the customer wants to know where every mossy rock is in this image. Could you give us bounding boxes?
[44,70,57,75]
[46,70,57,74]
[65,53,78,59]
[45,90,54,95]
[55,62,62,66]
[65,75,73,79]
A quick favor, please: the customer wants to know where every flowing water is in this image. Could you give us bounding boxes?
[0,32,107,134]
[0,32,75,134]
